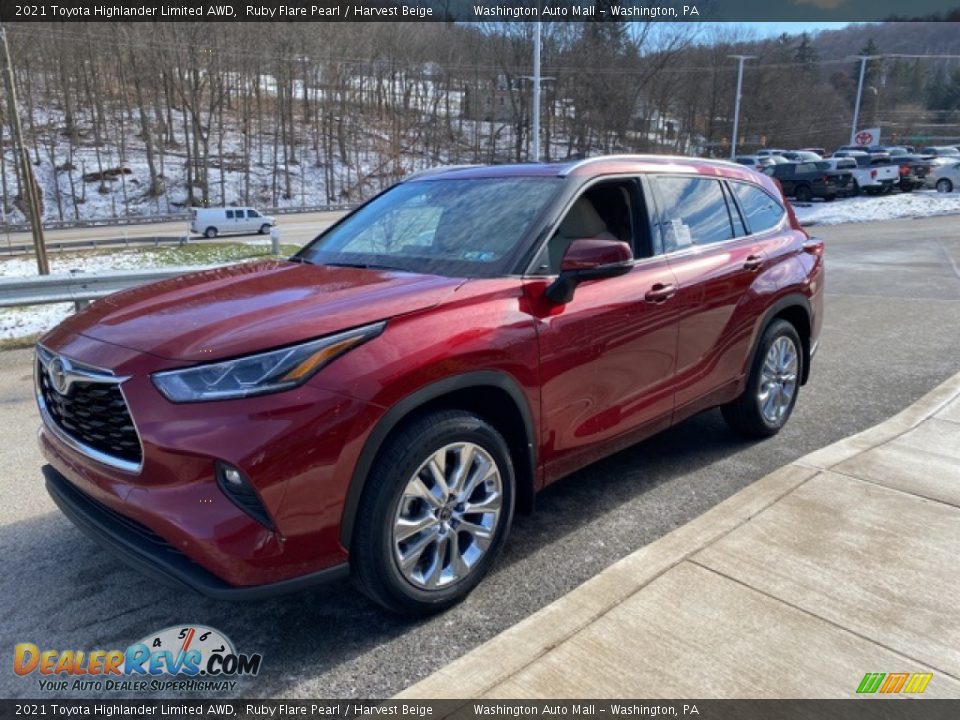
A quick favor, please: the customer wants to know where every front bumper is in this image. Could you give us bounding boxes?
[44,464,348,600]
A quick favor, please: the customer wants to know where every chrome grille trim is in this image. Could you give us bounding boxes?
[35,344,143,474]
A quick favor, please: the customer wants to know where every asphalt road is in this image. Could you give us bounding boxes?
[1,210,345,251]
[2,214,959,699]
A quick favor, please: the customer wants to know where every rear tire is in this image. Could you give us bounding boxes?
[795,185,813,203]
[204,226,218,239]
[937,179,954,193]
[850,179,861,196]
[722,319,803,439]
[352,410,515,615]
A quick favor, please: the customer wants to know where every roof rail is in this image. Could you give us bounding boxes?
[403,164,483,181]
[559,154,740,176]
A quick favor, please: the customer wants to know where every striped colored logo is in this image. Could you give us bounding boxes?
[857,672,932,694]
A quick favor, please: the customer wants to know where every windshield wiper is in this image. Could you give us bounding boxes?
[287,256,313,265]
[323,261,399,271]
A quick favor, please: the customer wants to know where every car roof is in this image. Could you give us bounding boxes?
[410,155,759,181]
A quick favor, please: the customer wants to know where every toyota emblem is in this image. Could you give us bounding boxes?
[48,356,70,395]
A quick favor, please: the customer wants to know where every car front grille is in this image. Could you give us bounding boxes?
[37,349,142,468]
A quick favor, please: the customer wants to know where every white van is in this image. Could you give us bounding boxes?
[189,207,275,238]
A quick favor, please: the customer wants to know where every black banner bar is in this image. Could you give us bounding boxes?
[2,700,960,720]
[2,0,960,23]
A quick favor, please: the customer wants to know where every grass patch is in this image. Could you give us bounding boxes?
[78,242,303,267]
[0,333,40,351]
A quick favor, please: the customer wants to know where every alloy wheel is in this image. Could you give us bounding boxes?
[758,336,799,425]
[392,442,503,590]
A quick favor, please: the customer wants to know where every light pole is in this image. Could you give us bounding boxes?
[729,55,754,159]
[850,55,881,145]
[532,20,541,162]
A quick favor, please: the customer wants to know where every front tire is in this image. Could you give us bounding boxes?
[352,410,515,615]
[794,185,813,203]
[722,319,802,438]
[259,223,271,234]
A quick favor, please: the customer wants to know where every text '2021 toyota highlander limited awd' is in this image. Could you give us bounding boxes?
[37,156,823,614]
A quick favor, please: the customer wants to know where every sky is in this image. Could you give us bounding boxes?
[740,22,855,38]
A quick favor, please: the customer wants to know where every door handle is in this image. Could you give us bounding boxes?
[743,254,764,272]
[645,283,677,303]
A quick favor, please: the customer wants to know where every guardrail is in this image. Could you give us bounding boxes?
[0,266,220,312]
[0,202,358,235]
[0,235,190,256]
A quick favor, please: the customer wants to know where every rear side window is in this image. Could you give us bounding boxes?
[654,177,734,250]
[226,210,235,219]
[796,163,817,174]
[730,182,785,235]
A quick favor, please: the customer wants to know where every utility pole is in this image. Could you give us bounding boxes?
[0,25,48,274]
[532,20,541,162]
[728,55,754,159]
[850,55,874,146]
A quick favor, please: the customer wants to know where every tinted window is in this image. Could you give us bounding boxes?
[722,183,747,237]
[731,182,785,234]
[298,177,561,278]
[247,210,259,218]
[226,210,235,219]
[655,177,734,249]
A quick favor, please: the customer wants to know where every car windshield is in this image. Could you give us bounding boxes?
[296,177,561,277]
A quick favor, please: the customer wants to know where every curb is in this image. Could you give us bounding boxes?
[396,370,960,700]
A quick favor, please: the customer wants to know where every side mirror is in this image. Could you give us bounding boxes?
[545,238,634,304]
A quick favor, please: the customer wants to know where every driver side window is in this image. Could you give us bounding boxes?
[538,179,649,274]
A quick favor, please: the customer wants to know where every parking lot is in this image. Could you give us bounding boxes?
[1,213,959,699]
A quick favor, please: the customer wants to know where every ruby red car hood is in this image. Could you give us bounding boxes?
[60,260,464,362]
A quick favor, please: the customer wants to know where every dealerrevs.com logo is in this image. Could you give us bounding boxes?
[14,625,262,693]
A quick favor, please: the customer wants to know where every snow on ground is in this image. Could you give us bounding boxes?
[0,302,74,341]
[792,189,960,226]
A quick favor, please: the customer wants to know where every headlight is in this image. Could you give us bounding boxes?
[152,322,385,402]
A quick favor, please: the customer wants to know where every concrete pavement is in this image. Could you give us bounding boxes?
[399,371,960,700]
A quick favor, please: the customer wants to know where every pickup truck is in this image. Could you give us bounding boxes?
[823,155,899,195]
[762,161,852,202]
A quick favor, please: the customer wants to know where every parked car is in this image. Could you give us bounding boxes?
[893,155,934,192]
[851,154,900,194]
[865,145,910,157]
[820,157,860,196]
[756,148,788,157]
[919,146,960,158]
[733,155,776,170]
[763,161,850,201]
[832,149,869,159]
[37,156,823,614]
[928,161,960,193]
[190,207,276,239]
[834,145,871,155]
[799,147,827,157]
[781,151,823,162]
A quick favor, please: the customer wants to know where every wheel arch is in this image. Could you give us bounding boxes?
[340,371,537,550]
[752,294,813,385]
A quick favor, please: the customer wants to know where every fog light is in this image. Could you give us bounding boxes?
[215,461,274,529]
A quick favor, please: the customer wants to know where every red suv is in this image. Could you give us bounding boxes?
[37,156,823,614]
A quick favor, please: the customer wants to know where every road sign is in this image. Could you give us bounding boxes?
[855,127,881,146]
